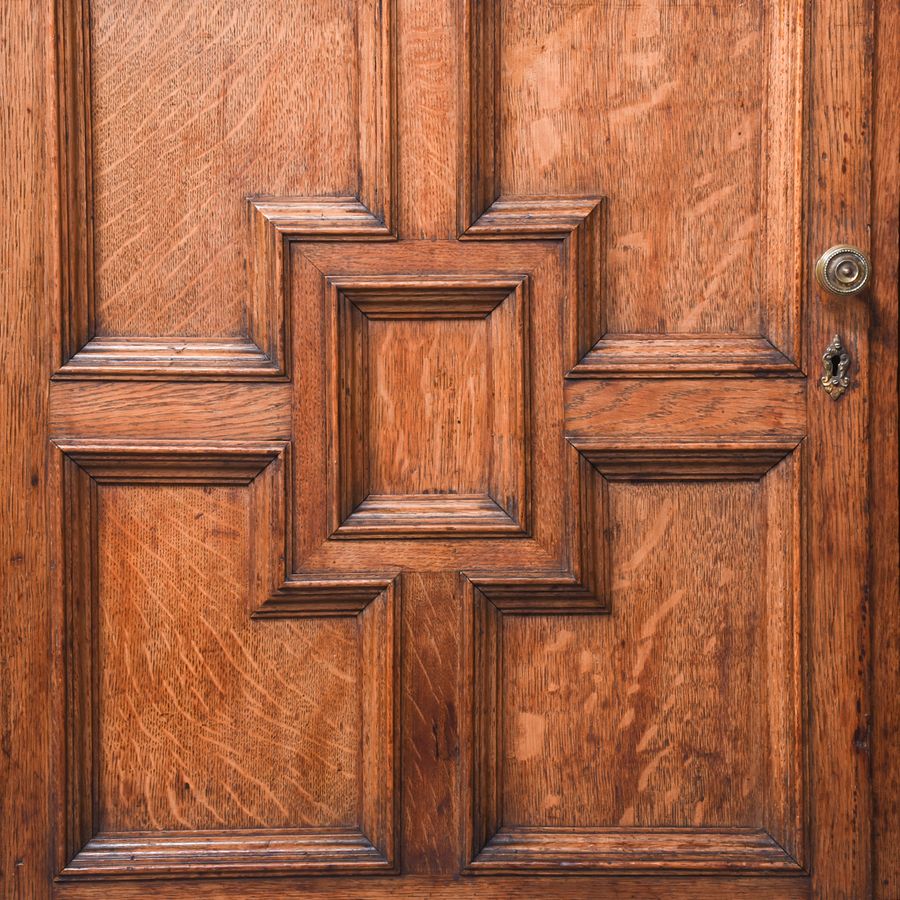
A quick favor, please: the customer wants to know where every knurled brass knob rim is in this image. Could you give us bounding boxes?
[815,245,871,296]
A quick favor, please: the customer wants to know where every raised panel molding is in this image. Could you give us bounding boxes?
[460,0,804,378]
[326,274,529,539]
[54,0,396,380]
[461,446,806,875]
[54,441,399,878]
[569,439,800,482]
[289,242,608,611]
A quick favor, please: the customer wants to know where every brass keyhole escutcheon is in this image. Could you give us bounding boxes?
[821,335,851,399]
[815,245,871,296]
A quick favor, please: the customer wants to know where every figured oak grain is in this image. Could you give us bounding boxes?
[3,0,892,895]
[96,485,359,832]
[88,0,358,340]
[497,0,799,341]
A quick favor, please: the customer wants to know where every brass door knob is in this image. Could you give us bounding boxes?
[815,245,871,296]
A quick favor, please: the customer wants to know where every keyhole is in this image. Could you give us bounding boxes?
[827,351,843,374]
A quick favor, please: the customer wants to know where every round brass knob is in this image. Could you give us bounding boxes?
[815,245,871,296]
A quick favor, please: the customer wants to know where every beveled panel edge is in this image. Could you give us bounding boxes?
[466,827,802,874]
[568,438,801,481]
[569,336,804,379]
[325,274,531,541]
[58,830,391,880]
[332,494,526,540]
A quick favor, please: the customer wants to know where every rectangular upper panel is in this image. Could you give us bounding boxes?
[492,0,802,361]
[56,0,394,377]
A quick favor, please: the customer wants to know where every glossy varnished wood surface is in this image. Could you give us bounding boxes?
[95,485,359,832]
[805,1,876,895]
[1,0,896,896]
[51,874,812,899]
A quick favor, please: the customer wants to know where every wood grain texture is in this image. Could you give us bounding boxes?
[55,0,396,378]
[462,0,804,376]
[54,443,399,877]
[806,1,876,896]
[3,0,893,894]
[494,0,803,353]
[0,0,56,895]
[566,378,807,443]
[50,382,292,440]
[50,874,812,899]
[400,572,462,873]
[96,486,359,832]
[327,274,528,538]
[871,0,900,895]
[463,466,803,873]
[291,241,602,608]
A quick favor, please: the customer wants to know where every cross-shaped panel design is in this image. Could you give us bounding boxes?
[53,0,807,881]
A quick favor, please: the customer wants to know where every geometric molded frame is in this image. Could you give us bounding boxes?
[326,274,530,539]
[292,239,607,612]
[53,441,398,878]
[461,442,805,874]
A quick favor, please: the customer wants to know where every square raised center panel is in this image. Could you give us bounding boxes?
[327,275,529,539]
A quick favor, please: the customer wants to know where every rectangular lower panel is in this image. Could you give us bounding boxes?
[464,457,804,873]
[57,453,397,878]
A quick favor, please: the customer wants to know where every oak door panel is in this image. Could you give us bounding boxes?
[493,0,802,360]
[9,0,882,896]
[55,444,398,877]
[96,485,360,833]
[463,457,803,873]
[56,0,393,377]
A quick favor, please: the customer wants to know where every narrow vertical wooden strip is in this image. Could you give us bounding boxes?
[762,0,805,363]
[359,580,400,866]
[806,0,875,894]
[464,585,502,866]
[396,0,456,239]
[0,0,57,891]
[871,0,900,894]
[400,572,462,873]
[61,456,96,864]
[762,451,805,864]
[460,0,501,232]
[359,0,396,231]
[55,0,93,363]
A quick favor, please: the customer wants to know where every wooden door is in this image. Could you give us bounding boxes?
[2,1,898,897]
